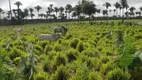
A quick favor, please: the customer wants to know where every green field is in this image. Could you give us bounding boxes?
[0,21,142,80]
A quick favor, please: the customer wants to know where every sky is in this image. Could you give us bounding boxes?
[0,0,142,17]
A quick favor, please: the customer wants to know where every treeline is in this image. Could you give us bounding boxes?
[0,0,142,25]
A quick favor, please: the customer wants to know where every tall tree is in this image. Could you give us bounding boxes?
[9,0,13,25]
[82,0,96,23]
[29,8,34,19]
[120,0,128,23]
[12,9,17,17]
[24,9,29,22]
[35,5,42,19]
[0,8,3,19]
[54,7,59,18]
[103,2,111,15]
[14,1,22,24]
[65,4,72,19]
[114,2,121,17]
[103,2,111,23]
[140,7,142,17]
[74,3,82,23]
[102,10,108,17]
[129,6,136,17]
[49,4,53,15]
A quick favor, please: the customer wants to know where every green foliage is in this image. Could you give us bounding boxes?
[72,63,90,80]
[66,49,78,63]
[88,72,102,80]
[50,65,69,80]
[107,68,130,80]
[70,38,79,49]
[44,45,52,55]
[34,72,48,80]
[77,41,85,53]
[118,37,136,68]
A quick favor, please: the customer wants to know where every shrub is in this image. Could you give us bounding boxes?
[54,44,62,52]
[107,68,130,80]
[88,72,102,80]
[72,63,89,80]
[38,41,49,50]
[50,53,67,72]
[100,62,116,75]
[34,45,43,55]
[50,65,69,80]
[34,72,48,80]
[44,45,52,55]
[82,48,100,58]
[9,47,26,60]
[70,38,79,49]
[100,56,110,64]
[66,49,79,63]
[77,41,85,53]
[13,57,21,66]
[43,58,51,73]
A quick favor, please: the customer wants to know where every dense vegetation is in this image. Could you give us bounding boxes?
[0,0,142,25]
[0,21,142,80]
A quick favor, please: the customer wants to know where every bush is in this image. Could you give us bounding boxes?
[34,45,43,55]
[50,53,67,72]
[70,38,79,49]
[9,47,26,60]
[100,56,110,64]
[72,63,89,80]
[34,72,48,80]
[100,62,116,75]
[88,72,102,80]
[38,41,49,50]
[50,65,69,80]
[43,58,51,73]
[82,48,100,58]
[54,44,62,52]
[77,41,85,53]
[107,68,130,80]
[44,45,52,55]
[66,49,79,63]
[13,57,21,65]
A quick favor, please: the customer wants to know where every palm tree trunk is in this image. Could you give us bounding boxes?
[8,0,13,26]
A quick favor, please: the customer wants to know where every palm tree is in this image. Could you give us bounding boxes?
[113,9,116,16]
[120,0,128,16]
[24,9,29,22]
[103,2,111,23]
[96,9,101,17]
[120,0,128,23]
[102,10,108,17]
[35,5,42,19]
[29,8,34,19]
[140,7,142,17]
[129,6,136,17]
[74,3,82,23]
[82,0,96,23]
[59,7,64,14]
[0,8,3,19]
[65,4,72,19]
[30,13,35,19]
[49,4,53,15]
[12,9,17,17]
[54,7,59,18]
[114,2,121,17]
[14,1,22,24]
[9,0,13,25]
[103,2,111,16]
[7,11,11,19]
